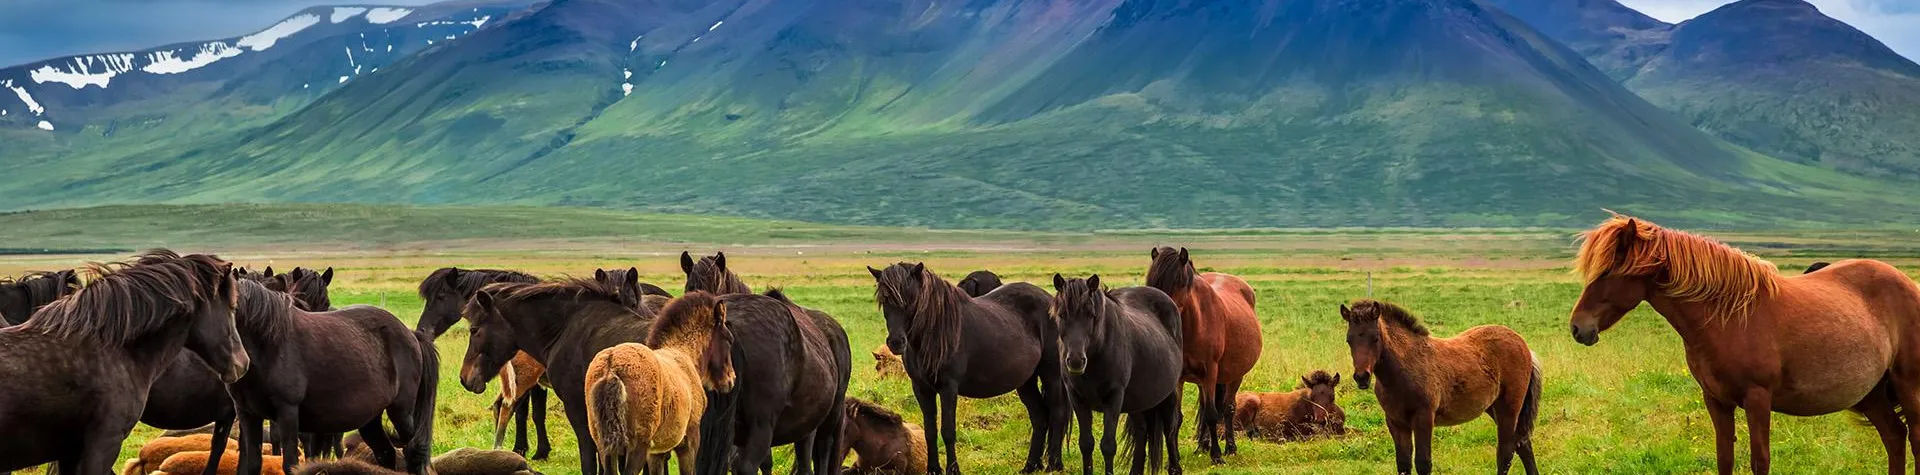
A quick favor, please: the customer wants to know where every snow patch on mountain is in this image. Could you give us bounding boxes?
[238,13,321,51]
[30,54,138,89]
[4,79,46,115]
[332,7,368,23]
[143,42,244,74]
[366,8,413,24]
[36,120,52,131]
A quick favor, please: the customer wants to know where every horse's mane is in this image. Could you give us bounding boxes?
[845,398,906,426]
[1301,370,1338,389]
[1348,299,1429,336]
[419,267,538,299]
[3,270,77,305]
[688,254,751,294]
[1051,277,1106,321]
[22,250,229,344]
[874,263,964,373]
[235,279,298,342]
[488,276,635,310]
[1145,247,1194,293]
[1575,214,1778,320]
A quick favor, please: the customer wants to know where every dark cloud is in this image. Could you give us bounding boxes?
[0,0,442,67]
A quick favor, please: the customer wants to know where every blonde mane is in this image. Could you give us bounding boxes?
[1575,214,1779,321]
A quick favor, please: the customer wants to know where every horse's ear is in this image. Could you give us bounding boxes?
[263,266,275,277]
[1332,373,1341,385]
[1087,274,1101,290]
[681,251,696,274]
[446,267,462,280]
[474,291,495,311]
[715,252,727,270]
[595,269,609,282]
[623,267,640,290]
[868,266,884,280]
[1338,303,1352,320]
[320,267,334,285]
[1150,248,1160,259]
[910,262,925,276]
[1052,273,1066,292]
[1302,375,1313,388]
[1179,247,1190,263]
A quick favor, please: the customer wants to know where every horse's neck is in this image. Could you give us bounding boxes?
[505,299,595,362]
[1645,293,1755,350]
[1168,279,1217,332]
[725,274,751,294]
[1374,324,1432,389]
[122,317,195,383]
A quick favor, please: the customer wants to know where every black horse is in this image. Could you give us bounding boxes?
[416,267,539,337]
[1052,275,1184,475]
[0,269,78,325]
[683,251,752,295]
[227,280,438,475]
[0,251,248,474]
[595,267,674,311]
[869,263,1068,475]
[697,289,852,475]
[957,271,1002,298]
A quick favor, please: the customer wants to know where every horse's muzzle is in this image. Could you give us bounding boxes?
[1572,324,1600,346]
[220,352,251,383]
[1064,356,1088,375]
[1353,371,1371,390]
[885,338,906,355]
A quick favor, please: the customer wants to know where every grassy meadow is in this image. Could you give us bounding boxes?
[2,205,1917,474]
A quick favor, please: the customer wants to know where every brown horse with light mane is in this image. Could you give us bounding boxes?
[1145,247,1260,464]
[1571,214,1920,475]
[1341,299,1541,475]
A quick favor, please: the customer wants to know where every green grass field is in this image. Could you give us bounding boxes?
[2,205,1916,474]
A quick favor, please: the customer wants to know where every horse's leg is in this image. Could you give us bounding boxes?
[791,434,816,475]
[569,400,602,475]
[913,383,942,475]
[1196,380,1222,464]
[1099,406,1121,475]
[360,419,399,470]
[76,428,119,475]
[1016,380,1049,474]
[238,413,267,475]
[677,441,699,475]
[732,421,777,475]
[1852,384,1905,475]
[816,396,848,475]
[512,391,532,456]
[202,416,234,475]
[532,387,552,460]
[1386,418,1411,475]
[275,407,304,475]
[1075,406,1094,475]
[941,388,963,475]
[1165,395,1184,475]
[1704,395,1738,475]
[1743,391,1772,475]
[1041,361,1071,471]
[1491,407,1518,475]
[1220,381,1241,456]
[1412,412,1435,475]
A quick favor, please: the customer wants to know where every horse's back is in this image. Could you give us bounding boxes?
[979,282,1054,324]
[1195,273,1262,380]
[1112,286,1183,341]
[1430,325,1533,425]
[1201,272,1257,309]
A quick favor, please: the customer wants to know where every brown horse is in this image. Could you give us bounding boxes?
[1340,299,1540,475]
[1571,214,1920,475]
[836,399,927,475]
[1235,371,1346,441]
[586,292,736,475]
[682,252,751,295]
[1144,247,1260,464]
[491,352,550,457]
[0,269,78,325]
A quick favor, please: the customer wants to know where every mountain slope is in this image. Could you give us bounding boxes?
[4,0,1917,229]
[1481,0,1671,79]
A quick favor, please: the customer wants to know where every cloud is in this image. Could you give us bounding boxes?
[0,0,442,67]
[1618,0,1920,61]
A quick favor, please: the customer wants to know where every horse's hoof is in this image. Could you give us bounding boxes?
[1020,463,1042,474]
[1209,457,1225,465]
[1225,443,1237,455]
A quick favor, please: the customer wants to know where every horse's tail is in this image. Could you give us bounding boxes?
[408,329,440,469]
[1516,351,1544,446]
[588,356,630,472]
[1121,397,1178,475]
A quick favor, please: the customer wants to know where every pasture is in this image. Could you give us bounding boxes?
[1,205,1915,474]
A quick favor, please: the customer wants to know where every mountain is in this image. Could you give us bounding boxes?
[0,1,530,136]
[1,0,1916,229]
[1487,0,1920,179]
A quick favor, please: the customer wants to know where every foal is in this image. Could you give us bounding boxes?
[586,292,736,475]
[837,398,927,475]
[1235,371,1346,441]
[1340,299,1541,475]
[1052,275,1184,475]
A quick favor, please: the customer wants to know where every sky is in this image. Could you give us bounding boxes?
[0,0,443,67]
[1618,0,1920,59]
[1,0,1916,67]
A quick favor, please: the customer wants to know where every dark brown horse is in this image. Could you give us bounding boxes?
[0,269,78,325]
[1051,275,1184,475]
[1341,299,1541,475]
[696,288,852,475]
[1571,214,1920,475]
[226,280,438,475]
[1144,247,1260,464]
[596,267,673,311]
[0,251,248,474]
[869,263,1066,475]
[276,267,334,311]
[957,271,1001,298]
[416,267,538,338]
[683,252,751,295]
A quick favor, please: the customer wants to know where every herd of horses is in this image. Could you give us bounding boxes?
[0,213,1917,475]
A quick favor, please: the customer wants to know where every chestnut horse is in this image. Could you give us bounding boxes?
[1340,299,1541,475]
[1144,247,1260,464]
[586,292,736,475]
[1571,214,1920,475]
[1236,370,1347,441]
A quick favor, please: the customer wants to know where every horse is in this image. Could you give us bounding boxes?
[682,252,751,295]
[224,280,438,475]
[872,344,906,379]
[491,352,552,460]
[457,275,662,475]
[1235,371,1346,441]
[586,292,737,475]
[0,269,78,325]
[1340,299,1541,475]
[596,267,673,312]
[1144,247,1261,463]
[276,267,334,310]
[416,267,539,338]
[868,263,1067,475]
[0,250,248,474]
[430,448,538,475]
[957,272,1001,298]
[696,289,851,475]
[1051,275,1184,475]
[836,399,926,475]
[1570,214,1920,475]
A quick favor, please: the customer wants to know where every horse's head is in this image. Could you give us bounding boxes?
[1339,302,1385,390]
[959,270,1001,298]
[190,259,246,383]
[276,267,334,311]
[654,292,736,393]
[1145,247,1194,295]
[459,289,518,394]
[0,270,78,325]
[681,251,734,295]
[1051,274,1109,375]
[594,267,644,309]
[419,267,471,337]
[1302,370,1340,413]
[1570,216,1660,346]
[869,263,929,355]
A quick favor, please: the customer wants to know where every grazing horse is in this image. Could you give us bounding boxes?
[682,252,751,295]
[0,251,248,474]
[868,263,1066,475]
[1235,371,1347,441]
[1570,214,1920,475]
[458,275,662,475]
[957,271,1001,298]
[225,280,438,475]
[0,269,78,325]
[1144,247,1260,463]
[697,289,852,475]
[1051,275,1184,475]
[1341,299,1541,475]
[491,352,552,459]
[836,399,927,475]
[586,292,737,475]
